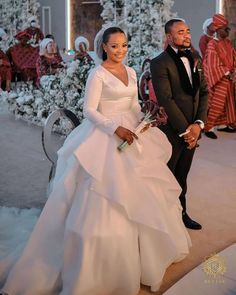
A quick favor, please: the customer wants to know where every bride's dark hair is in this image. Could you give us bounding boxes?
[102,27,125,61]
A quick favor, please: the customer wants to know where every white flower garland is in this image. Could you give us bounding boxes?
[1,57,95,134]
[0,0,40,49]
[100,0,176,73]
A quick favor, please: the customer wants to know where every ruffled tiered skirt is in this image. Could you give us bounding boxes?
[1,109,191,295]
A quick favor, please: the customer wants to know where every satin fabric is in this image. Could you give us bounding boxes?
[0,65,191,295]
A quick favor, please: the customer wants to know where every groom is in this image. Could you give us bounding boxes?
[150,19,208,230]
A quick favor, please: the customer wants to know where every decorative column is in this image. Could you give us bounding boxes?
[222,0,236,48]
[70,0,103,50]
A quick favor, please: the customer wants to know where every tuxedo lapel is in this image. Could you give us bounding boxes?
[165,45,199,97]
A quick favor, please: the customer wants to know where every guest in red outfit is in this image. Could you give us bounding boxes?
[7,31,39,82]
[0,28,11,91]
[74,36,93,64]
[199,18,215,59]
[24,16,44,47]
[36,38,64,86]
[203,14,236,139]
[0,50,12,91]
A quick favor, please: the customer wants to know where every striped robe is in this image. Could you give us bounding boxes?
[199,34,212,59]
[203,38,236,131]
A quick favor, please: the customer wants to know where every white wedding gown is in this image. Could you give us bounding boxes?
[0,65,191,295]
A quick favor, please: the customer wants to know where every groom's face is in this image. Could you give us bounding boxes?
[167,21,191,49]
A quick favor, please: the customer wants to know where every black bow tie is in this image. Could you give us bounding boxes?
[177,49,191,59]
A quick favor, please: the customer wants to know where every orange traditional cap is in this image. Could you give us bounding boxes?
[212,14,228,30]
[15,31,31,41]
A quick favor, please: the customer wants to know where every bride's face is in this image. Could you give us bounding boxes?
[103,32,128,63]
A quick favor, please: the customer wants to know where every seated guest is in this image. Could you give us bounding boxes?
[24,16,44,47]
[45,33,62,60]
[0,50,11,92]
[7,31,38,82]
[74,36,93,63]
[36,38,63,86]
[0,28,11,91]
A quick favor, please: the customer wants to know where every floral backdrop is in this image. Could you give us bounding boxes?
[1,57,95,134]
[0,0,176,133]
[0,0,40,50]
[100,0,176,72]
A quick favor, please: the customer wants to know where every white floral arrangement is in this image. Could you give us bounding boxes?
[100,0,176,73]
[2,57,95,134]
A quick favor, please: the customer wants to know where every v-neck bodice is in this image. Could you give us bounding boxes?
[100,65,129,87]
[83,65,141,129]
[89,65,138,106]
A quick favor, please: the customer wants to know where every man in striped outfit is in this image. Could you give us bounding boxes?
[203,14,236,139]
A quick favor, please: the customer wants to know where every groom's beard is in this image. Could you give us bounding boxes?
[177,43,191,50]
[178,45,191,50]
[174,38,191,50]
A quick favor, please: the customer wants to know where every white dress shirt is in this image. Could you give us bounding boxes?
[171,46,192,85]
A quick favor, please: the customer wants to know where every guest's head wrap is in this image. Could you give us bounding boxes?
[15,31,31,41]
[212,14,228,30]
[74,36,89,52]
[28,16,37,25]
[39,38,54,56]
[202,18,213,34]
[0,28,7,40]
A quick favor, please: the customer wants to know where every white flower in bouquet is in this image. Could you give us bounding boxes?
[24,95,34,104]
[40,75,56,89]
[8,92,18,99]
[33,89,44,97]
[35,97,43,107]
[49,89,58,97]
[61,77,71,88]
[66,61,79,77]
[16,96,26,105]
[118,100,168,152]
[24,105,33,115]
[37,109,43,119]
[0,90,9,102]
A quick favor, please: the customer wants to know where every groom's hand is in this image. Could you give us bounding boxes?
[184,124,201,149]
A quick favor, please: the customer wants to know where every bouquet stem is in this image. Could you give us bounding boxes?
[117,120,150,152]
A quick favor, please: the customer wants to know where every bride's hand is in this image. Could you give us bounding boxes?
[115,126,138,145]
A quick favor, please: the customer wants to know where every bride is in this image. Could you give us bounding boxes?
[0,26,191,295]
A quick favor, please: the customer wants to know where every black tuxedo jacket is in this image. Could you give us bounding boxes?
[150,45,208,135]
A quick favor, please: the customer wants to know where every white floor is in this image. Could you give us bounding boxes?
[164,243,236,295]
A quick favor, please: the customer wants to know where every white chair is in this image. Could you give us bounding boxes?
[42,108,80,181]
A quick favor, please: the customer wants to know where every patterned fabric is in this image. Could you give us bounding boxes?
[36,54,63,85]
[203,38,236,130]
[148,79,157,102]
[74,52,93,63]
[24,27,44,45]
[199,34,212,59]
[213,14,228,30]
[8,44,39,81]
[0,49,12,82]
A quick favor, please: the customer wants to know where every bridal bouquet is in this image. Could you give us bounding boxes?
[117,100,168,152]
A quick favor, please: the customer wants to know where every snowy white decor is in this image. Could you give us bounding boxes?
[100,0,176,72]
[0,0,40,48]
[2,57,95,134]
